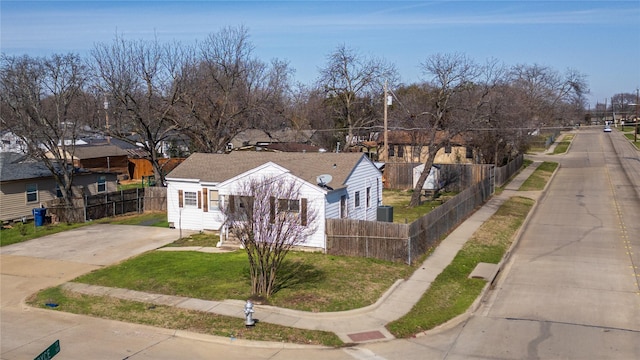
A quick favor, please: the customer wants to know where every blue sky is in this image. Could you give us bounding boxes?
[2,1,639,106]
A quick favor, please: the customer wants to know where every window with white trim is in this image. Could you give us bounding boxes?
[97,175,107,193]
[26,183,38,203]
[209,189,219,209]
[354,191,361,207]
[184,191,198,207]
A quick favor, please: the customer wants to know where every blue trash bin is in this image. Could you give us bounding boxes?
[33,208,46,227]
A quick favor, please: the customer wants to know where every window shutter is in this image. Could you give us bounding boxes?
[301,198,308,226]
[270,196,276,223]
[178,190,183,208]
[197,191,202,209]
[203,190,208,212]
[228,195,235,213]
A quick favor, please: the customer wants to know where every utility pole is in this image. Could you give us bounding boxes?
[383,81,388,161]
[635,88,639,143]
[104,96,111,144]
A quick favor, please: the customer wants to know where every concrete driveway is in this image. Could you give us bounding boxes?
[0,224,188,359]
[1,224,184,266]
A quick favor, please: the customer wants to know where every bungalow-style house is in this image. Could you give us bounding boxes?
[377,130,476,164]
[0,153,117,223]
[165,152,383,250]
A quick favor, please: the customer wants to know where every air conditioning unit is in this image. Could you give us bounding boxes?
[377,206,393,222]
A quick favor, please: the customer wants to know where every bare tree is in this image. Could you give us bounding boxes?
[91,35,191,185]
[508,64,587,128]
[0,53,89,206]
[222,175,317,299]
[403,53,485,206]
[317,45,398,150]
[178,26,292,153]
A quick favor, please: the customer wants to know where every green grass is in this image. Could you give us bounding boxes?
[73,251,413,312]
[387,196,534,337]
[624,133,640,149]
[29,250,412,346]
[164,231,220,247]
[383,189,455,224]
[28,287,342,346]
[519,161,558,191]
[552,134,574,154]
[0,222,88,247]
[96,211,168,227]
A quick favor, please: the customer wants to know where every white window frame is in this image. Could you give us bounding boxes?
[354,191,361,208]
[184,191,198,207]
[97,175,107,193]
[209,189,220,209]
[26,183,38,203]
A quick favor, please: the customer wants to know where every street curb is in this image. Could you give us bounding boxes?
[248,279,405,319]
[172,329,332,350]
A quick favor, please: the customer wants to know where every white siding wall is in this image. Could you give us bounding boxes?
[343,157,382,221]
[324,190,345,219]
[217,165,327,249]
[167,180,205,231]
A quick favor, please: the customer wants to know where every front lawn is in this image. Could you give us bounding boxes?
[72,250,413,312]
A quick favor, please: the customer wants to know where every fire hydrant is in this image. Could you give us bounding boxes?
[244,300,255,326]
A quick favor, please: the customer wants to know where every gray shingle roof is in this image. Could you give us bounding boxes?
[166,152,372,188]
[0,153,65,181]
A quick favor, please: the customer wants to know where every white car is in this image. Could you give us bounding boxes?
[604,127,612,132]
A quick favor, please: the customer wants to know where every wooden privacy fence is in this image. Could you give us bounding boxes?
[326,177,493,264]
[47,188,146,223]
[326,155,523,264]
[384,162,494,191]
[383,154,524,191]
[144,187,167,212]
[494,154,523,187]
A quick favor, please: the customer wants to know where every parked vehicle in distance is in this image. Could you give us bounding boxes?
[604,126,612,132]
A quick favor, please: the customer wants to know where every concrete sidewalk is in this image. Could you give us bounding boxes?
[61,160,544,344]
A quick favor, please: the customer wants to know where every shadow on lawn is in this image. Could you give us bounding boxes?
[274,259,325,293]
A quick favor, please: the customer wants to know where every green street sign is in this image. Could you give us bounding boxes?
[34,340,60,360]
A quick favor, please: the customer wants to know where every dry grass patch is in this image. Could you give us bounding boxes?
[28,288,342,346]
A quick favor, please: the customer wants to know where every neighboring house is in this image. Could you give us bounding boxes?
[0,131,27,154]
[0,153,117,223]
[377,130,476,164]
[165,152,383,249]
[47,144,130,180]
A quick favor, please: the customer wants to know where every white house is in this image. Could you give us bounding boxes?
[165,152,383,250]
